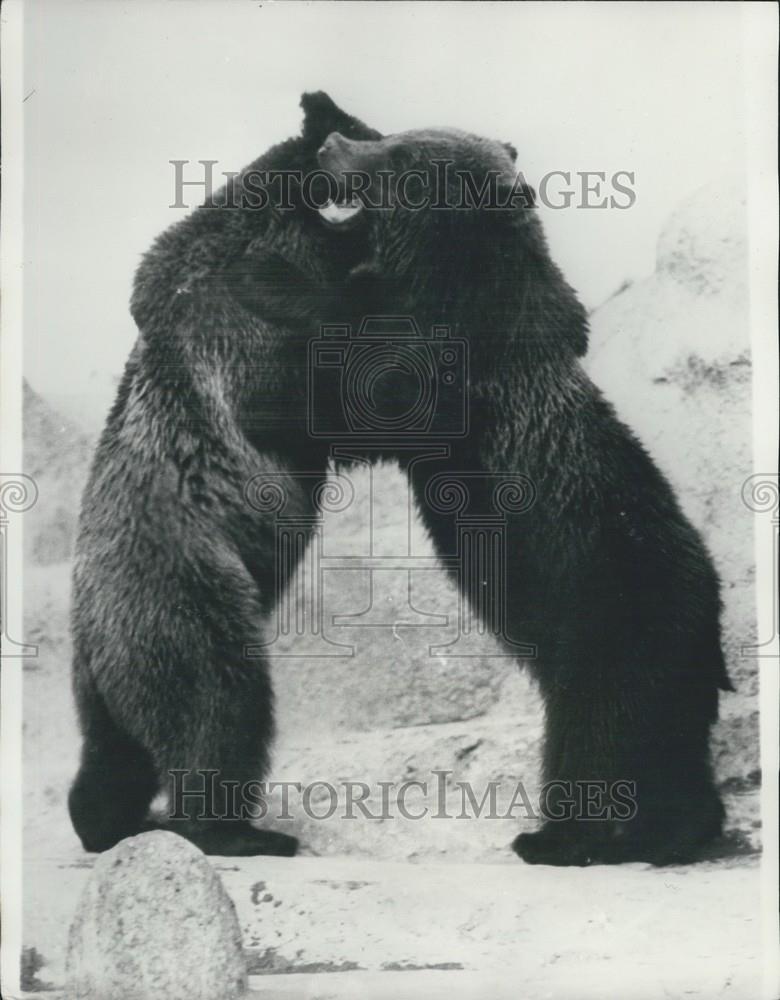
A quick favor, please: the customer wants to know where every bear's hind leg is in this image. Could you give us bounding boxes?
[156,649,298,858]
[513,657,724,866]
[68,675,160,853]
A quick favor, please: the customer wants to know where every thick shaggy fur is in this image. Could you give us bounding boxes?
[319,128,732,864]
[69,93,380,856]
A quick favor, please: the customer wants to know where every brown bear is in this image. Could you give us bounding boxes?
[316,127,731,865]
[68,92,381,857]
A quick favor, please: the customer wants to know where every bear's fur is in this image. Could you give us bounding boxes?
[70,97,731,866]
[318,127,731,865]
[69,93,381,856]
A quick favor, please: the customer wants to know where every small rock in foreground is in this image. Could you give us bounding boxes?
[66,831,247,1000]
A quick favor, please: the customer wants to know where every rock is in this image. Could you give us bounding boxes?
[23,379,94,565]
[265,695,544,863]
[586,176,759,813]
[269,460,511,734]
[65,831,247,1000]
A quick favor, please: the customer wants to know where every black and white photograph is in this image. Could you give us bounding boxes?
[1,2,778,998]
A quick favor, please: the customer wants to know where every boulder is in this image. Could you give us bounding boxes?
[65,831,247,1000]
[22,379,94,565]
[586,177,759,803]
[270,460,511,734]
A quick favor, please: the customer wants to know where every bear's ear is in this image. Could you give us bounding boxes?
[502,142,518,163]
[300,91,382,146]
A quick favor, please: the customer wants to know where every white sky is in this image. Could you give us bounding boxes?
[23,0,748,428]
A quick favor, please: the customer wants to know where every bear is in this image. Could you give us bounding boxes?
[68,92,382,856]
[316,126,732,865]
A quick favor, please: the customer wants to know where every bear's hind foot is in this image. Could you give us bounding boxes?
[513,803,725,867]
[165,821,299,858]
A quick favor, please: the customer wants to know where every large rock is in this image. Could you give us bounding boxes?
[269,460,513,734]
[23,379,94,565]
[65,831,247,1000]
[586,177,759,802]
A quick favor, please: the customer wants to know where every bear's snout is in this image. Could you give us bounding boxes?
[317,132,383,176]
[317,131,348,156]
[317,131,354,169]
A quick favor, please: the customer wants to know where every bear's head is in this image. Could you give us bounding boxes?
[217,92,385,324]
[132,92,382,333]
[237,90,382,212]
[316,127,588,362]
